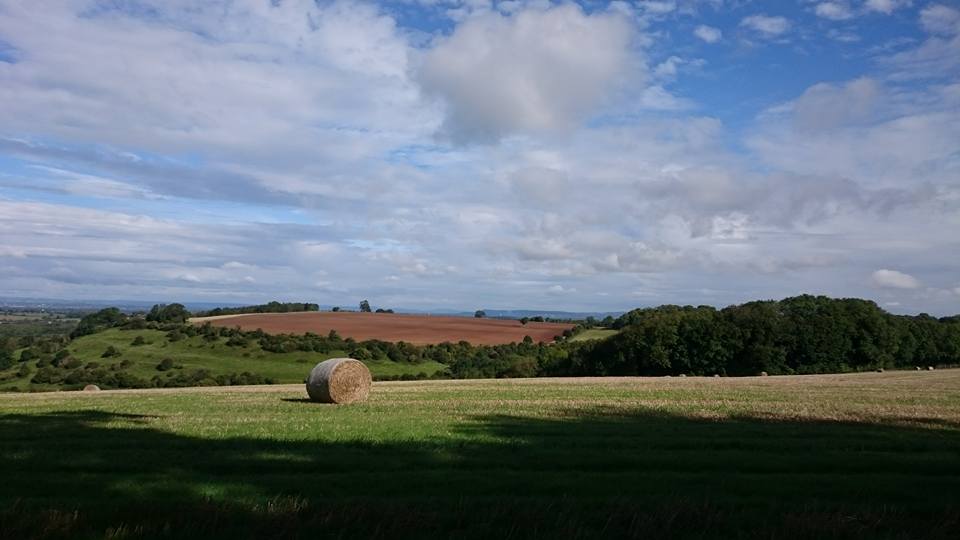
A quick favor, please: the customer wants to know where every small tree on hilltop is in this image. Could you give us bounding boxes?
[475,310,486,318]
[359,300,371,313]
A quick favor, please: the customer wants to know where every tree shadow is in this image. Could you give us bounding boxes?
[1,408,959,539]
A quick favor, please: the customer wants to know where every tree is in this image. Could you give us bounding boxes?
[475,310,486,318]
[71,307,127,338]
[0,350,13,371]
[359,300,371,313]
[146,303,190,323]
[332,306,340,312]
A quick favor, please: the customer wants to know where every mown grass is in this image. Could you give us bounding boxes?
[568,327,619,342]
[0,328,446,391]
[1,371,959,539]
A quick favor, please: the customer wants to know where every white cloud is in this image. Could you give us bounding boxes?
[740,15,790,37]
[790,77,882,133]
[815,2,854,21]
[864,0,911,15]
[694,24,722,43]
[0,0,957,316]
[920,4,960,35]
[418,4,636,143]
[639,1,677,15]
[872,269,921,289]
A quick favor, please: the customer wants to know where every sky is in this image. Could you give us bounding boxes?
[0,0,958,315]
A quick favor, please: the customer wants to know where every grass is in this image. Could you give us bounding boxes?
[2,370,959,539]
[0,328,446,391]
[568,327,619,342]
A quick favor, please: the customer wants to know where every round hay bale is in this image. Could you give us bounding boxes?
[82,384,100,392]
[927,366,935,371]
[306,358,371,404]
[759,371,769,377]
[713,374,720,378]
[678,374,687,378]
[916,366,922,371]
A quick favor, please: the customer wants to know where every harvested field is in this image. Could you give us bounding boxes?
[192,311,575,345]
[2,371,959,539]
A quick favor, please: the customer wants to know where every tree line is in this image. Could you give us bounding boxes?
[193,301,319,318]
[5,295,959,392]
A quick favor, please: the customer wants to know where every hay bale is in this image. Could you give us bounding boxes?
[927,366,935,371]
[678,374,687,378]
[82,384,100,392]
[306,358,371,404]
[916,366,922,371]
[759,371,769,377]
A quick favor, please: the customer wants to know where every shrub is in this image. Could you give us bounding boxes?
[131,336,147,346]
[0,350,13,371]
[101,346,122,358]
[61,357,83,370]
[156,358,175,371]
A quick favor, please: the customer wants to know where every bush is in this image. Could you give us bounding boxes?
[61,357,83,370]
[0,350,13,371]
[131,336,147,346]
[225,336,248,347]
[101,346,122,358]
[156,358,175,371]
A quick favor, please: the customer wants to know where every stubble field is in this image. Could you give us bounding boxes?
[1,370,959,539]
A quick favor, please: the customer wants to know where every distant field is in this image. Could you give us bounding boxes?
[568,327,618,342]
[0,328,445,392]
[193,311,575,345]
[2,371,958,539]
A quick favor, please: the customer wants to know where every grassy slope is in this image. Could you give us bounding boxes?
[0,328,445,391]
[568,327,619,342]
[1,371,959,539]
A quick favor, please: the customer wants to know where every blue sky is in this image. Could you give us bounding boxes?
[1,0,958,314]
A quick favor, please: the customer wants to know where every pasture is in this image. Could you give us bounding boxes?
[0,328,446,392]
[193,311,575,345]
[568,327,619,342]
[2,371,959,539]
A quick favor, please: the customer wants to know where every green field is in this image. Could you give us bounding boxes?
[568,327,619,342]
[0,328,446,391]
[2,371,959,539]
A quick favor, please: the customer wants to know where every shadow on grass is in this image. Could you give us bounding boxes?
[1,409,959,539]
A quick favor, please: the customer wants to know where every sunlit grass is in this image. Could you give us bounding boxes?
[2,371,959,538]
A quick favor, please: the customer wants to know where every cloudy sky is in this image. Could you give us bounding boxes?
[1,0,958,314]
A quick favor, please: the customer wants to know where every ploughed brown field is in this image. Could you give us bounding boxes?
[193,311,575,345]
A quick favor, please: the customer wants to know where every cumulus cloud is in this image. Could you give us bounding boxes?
[872,269,921,289]
[790,78,882,133]
[418,4,636,143]
[815,2,854,21]
[740,15,790,37]
[694,24,722,43]
[0,0,958,315]
[920,4,960,35]
[864,0,912,15]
